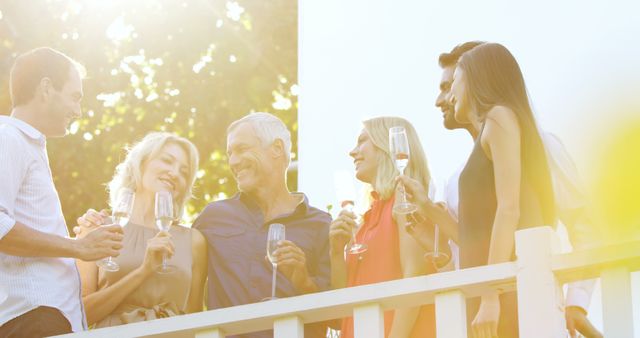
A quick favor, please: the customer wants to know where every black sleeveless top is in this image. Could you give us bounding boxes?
[458,127,546,269]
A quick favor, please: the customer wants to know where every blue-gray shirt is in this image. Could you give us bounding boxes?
[193,192,331,338]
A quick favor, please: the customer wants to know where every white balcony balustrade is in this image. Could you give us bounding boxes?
[58,227,639,338]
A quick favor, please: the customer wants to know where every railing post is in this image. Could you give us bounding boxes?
[515,226,565,338]
[273,316,304,338]
[435,290,467,338]
[354,303,384,338]
[195,328,225,338]
[601,266,634,337]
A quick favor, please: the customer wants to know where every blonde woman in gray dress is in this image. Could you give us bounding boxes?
[75,132,207,327]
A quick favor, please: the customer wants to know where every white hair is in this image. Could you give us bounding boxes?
[227,112,292,163]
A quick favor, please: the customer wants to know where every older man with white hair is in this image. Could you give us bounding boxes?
[193,112,331,338]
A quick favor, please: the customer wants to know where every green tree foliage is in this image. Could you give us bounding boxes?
[0,0,298,227]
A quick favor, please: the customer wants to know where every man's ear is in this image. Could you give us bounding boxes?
[271,138,285,159]
[38,77,54,102]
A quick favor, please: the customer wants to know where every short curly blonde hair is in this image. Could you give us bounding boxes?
[107,132,199,220]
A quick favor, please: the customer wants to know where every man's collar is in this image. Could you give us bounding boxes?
[237,191,310,215]
[0,115,46,145]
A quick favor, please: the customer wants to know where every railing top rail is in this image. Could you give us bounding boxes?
[62,262,517,337]
[552,239,640,283]
[60,237,640,337]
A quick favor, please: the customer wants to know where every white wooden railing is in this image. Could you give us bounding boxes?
[60,227,640,338]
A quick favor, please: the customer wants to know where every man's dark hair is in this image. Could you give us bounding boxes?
[438,41,486,68]
[9,47,85,107]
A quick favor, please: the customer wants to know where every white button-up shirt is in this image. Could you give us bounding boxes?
[0,116,86,332]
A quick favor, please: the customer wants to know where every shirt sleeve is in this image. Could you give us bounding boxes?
[0,133,27,239]
[566,279,596,312]
[543,133,601,249]
[445,169,461,221]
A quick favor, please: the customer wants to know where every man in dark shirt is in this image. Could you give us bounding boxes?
[194,112,331,338]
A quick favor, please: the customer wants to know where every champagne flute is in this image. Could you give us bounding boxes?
[264,223,285,301]
[389,126,418,214]
[96,188,134,272]
[155,191,177,274]
[334,171,367,255]
[341,201,367,254]
[423,183,450,268]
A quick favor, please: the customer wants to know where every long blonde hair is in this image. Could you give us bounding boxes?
[107,132,199,220]
[362,117,431,200]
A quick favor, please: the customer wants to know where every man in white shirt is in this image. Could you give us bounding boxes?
[401,41,602,338]
[0,47,124,337]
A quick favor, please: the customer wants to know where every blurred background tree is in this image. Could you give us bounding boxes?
[0,0,298,228]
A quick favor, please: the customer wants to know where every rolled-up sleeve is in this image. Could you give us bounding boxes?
[566,279,596,312]
[0,133,26,239]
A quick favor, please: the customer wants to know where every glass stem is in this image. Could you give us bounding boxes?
[351,226,357,246]
[271,263,277,299]
[398,181,409,205]
[433,225,440,257]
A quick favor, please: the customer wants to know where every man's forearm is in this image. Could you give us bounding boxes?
[0,221,77,257]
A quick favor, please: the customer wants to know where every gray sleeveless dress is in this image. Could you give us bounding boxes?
[94,223,193,328]
[458,127,546,338]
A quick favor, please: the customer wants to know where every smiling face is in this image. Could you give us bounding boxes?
[139,142,190,199]
[349,128,380,184]
[227,122,277,193]
[435,66,456,128]
[450,67,473,125]
[435,65,470,130]
[43,67,83,138]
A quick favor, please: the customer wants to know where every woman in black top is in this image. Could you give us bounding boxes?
[450,43,556,338]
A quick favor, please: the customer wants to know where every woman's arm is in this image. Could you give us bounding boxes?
[471,106,522,337]
[483,106,522,265]
[80,260,155,325]
[388,195,430,338]
[75,210,154,326]
[78,223,174,325]
[328,210,356,289]
[186,229,208,313]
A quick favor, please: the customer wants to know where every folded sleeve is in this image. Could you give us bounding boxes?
[0,133,27,239]
[566,279,596,312]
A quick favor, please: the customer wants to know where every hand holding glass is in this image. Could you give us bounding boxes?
[334,171,367,255]
[265,223,285,300]
[341,201,367,254]
[389,126,417,214]
[96,188,134,272]
[155,191,177,274]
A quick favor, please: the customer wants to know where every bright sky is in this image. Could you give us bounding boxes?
[299,0,640,335]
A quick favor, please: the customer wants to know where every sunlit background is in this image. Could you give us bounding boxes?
[298,0,640,335]
[0,0,639,335]
[0,0,299,225]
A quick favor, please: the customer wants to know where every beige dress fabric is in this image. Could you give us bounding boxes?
[94,223,193,328]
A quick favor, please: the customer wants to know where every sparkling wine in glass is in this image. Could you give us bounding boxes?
[334,171,367,255]
[155,191,177,274]
[96,188,134,272]
[264,223,285,301]
[389,126,418,214]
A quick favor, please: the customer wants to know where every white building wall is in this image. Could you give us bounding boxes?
[298,0,640,335]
